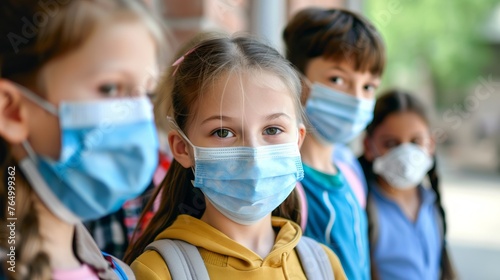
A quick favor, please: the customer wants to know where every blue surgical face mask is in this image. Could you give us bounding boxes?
[17,85,159,224]
[170,119,304,225]
[305,83,375,144]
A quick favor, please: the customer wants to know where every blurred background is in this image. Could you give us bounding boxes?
[147,0,500,278]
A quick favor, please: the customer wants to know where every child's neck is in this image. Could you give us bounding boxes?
[34,195,81,271]
[201,202,276,258]
[300,134,338,174]
[378,179,421,222]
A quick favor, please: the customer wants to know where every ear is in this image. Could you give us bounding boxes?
[363,136,375,161]
[168,130,193,168]
[300,76,312,106]
[428,135,436,156]
[297,123,306,148]
[0,79,29,144]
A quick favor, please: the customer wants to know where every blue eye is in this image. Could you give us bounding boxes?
[213,129,234,138]
[264,127,283,135]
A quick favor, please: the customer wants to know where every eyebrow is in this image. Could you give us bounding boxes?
[201,113,291,124]
[329,66,349,74]
[266,113,292,121]
[201,115,234,124]
[378,132,426,139]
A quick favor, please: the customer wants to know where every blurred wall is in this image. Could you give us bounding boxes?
[154,0,345,52]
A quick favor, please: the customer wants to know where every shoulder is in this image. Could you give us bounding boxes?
[131,250,171,280]
[319,244,348,280]
[333,144,356,162]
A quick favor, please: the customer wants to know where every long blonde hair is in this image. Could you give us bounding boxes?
[0,1,164,279]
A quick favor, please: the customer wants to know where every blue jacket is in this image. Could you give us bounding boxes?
[302,144,371,280]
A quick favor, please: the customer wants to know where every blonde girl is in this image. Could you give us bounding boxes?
[0,0,164,279]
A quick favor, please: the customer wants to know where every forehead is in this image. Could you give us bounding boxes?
[39,20,158,101]
[80,21,157,72]
[374,111,429,138]
[44,21,157,79]
[192,71,297,121]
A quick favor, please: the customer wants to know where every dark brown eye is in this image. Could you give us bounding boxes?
[384,140,399,149]
[98,84,120,97]
[330,76,344,85]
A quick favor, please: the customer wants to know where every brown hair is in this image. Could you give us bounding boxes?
[283,8,386,76]
[0,1,164,279]
[124,33,305,264]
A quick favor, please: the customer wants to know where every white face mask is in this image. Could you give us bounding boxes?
[372,143,434,189]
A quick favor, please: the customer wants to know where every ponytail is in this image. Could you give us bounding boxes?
[123,160,201,264]
[1,139,52,279]
[427,156,446,236]
[273,188,302,226]
[358,155,380,280]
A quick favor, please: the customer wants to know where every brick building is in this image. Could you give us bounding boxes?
[150,0,356,53]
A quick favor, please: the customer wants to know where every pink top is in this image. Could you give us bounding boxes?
[53,264,99,280]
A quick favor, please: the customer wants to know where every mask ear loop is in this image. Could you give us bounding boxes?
[14,83,59,162]
[166,116,197,176]
[15,83,58,115]
[22,140,38,161]
[166,116,194,146]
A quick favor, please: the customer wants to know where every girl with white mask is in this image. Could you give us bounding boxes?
[359,90,457,280]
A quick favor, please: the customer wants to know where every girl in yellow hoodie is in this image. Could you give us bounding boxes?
[125,33,347,280]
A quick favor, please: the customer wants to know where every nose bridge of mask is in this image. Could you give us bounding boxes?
[401,143,429,166]
[311,83,375,110]
[381,143,429,171]
[16,83,58,116]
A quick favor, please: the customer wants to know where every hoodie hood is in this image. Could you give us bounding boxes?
[155,215,302,270]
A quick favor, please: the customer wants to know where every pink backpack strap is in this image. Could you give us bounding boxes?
[296,181,308,230]
[337,162,366,209]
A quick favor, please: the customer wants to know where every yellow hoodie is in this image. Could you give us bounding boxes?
[132,215,346,280]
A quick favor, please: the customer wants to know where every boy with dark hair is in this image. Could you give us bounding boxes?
[284,8,386,280]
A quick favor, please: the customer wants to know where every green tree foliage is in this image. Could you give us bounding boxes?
[365,0,496,106]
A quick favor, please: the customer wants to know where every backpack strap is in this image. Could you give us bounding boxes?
[366,191,381,280]
[296,236,335,280]
[145,239,210,280]
[102,252,135,279]
[295,181,308,230]
[366,192,379,248]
